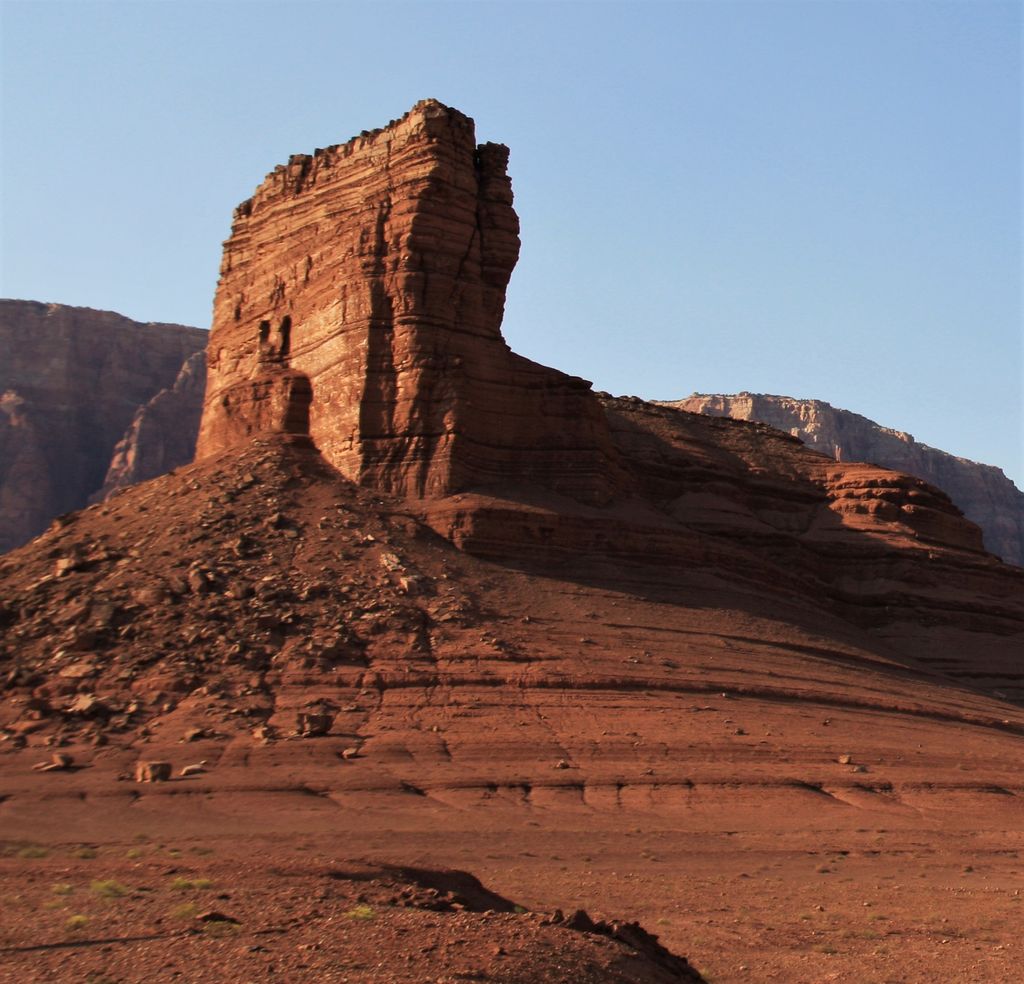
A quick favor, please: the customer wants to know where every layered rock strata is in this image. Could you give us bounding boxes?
[196,99,625,505]
[673,394,1024,567]
[0,301,206,552]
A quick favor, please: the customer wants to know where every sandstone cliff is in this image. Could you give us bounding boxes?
[0,300,206,552]
[197,98,625,505]
[671,393,1024,567]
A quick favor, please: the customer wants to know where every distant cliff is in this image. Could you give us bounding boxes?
[0,300,206,552]
[670,393,1024,566]
[92,350,207,503]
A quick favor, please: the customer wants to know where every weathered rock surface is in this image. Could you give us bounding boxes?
[0,300,206,552]
[197,98,625,505]
[672,393,1024,567]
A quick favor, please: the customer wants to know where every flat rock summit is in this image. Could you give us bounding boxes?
[2,100,1023,983]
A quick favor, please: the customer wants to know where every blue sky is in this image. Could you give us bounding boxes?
[2,0,1021,484]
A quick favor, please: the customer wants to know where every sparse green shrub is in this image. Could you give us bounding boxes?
[66,914,89,931]
[345,904,375,920]
[91,879,130,898]
[17,846,48,859]
[170,876,212,891]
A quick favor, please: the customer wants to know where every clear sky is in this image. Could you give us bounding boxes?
[2,0,1021,484]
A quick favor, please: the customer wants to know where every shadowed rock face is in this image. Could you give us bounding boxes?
[672,394,1024,567]
[0,301,206,552]
[92,350,208,503]
[196,99,625,505]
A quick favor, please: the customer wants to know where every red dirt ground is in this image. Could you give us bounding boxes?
[2,437,1023,982]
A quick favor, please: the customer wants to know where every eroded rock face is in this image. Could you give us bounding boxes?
[671,394,1024,566]
[0,301,206,552]
[196,99,625,505]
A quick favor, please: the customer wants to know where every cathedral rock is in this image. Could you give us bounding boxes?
[197,99,624,504]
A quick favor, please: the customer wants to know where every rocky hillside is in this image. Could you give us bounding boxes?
[672,393,1024,566]
[0,300,207,552]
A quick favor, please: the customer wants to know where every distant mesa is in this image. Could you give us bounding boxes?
[671,393,1024,567]
[0,300,206,553]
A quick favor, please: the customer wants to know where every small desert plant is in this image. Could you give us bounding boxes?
[200,918,239,937]
[170,876,213,891]
[17,845,48,859]
[66,914,89,931]
[170,902,200,920]
[345,904,375,920]
[91,879,130,899]
[51,883,74,896]
[125,848,143,859]
[72,846,98,860]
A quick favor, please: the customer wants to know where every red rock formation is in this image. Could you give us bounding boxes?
[189,99,1020,686]
[0,301,206,552]
[196,99,625,505]
[673,393,1024,566]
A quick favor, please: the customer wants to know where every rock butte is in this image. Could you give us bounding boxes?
[197,98,623,505]
[2,101,1024,983]
[194,99,1021,693]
